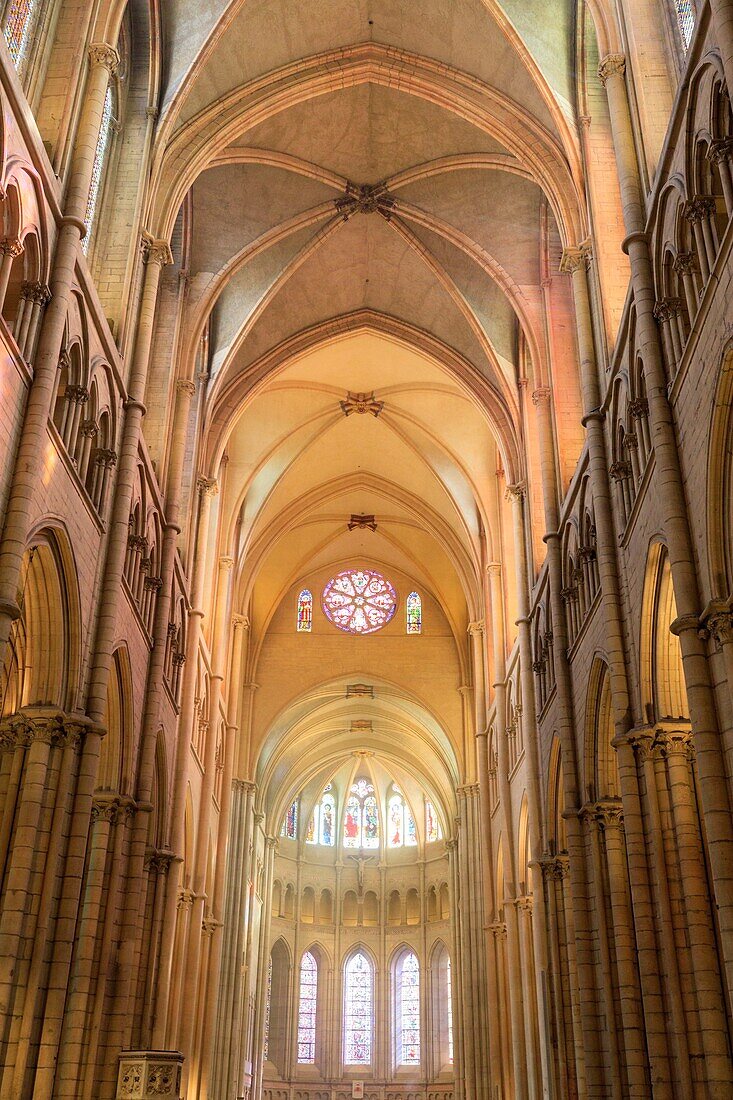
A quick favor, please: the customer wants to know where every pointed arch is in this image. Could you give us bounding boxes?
[343,946,375,1067]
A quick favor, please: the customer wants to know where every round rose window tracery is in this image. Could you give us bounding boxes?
[322,568,397,635]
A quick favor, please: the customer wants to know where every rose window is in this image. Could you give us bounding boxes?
[322,568,397,635]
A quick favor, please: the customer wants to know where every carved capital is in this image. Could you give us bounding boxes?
[609,460,631,482]
[144,575,163,593]
[684,196,717,225]
[578,545,596,564]
[467,620,485,637]
[598,53,626,85]
[594,799,624,830]
[94,447,117,468]
[708,138,733,166]
[64,384,89,406]
[559,242,591,275]
[91,797,120,825]
[80,418,99,439]
[629,397,649,420]
[489,920,508,939]
[197,476,218,498]
[176,378,196,397]
[88,42,120,74]
[141,235,173,267]
[705,607,733,647]
[673,251,696,277]
[532,387,552,407]
[177,888,194,912]
[504,481,526,504]
[0,237,22,258]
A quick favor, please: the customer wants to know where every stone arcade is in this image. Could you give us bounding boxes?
[0,1,732,1099]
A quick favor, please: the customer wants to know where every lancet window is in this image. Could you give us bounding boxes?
[387,785,417,848]
[425,800,443,843]
[306,784,336,846]
[396,951,421,1066]
[297,951,318,1064]
[406,591,422,634]
[343,778,379,849]
[674,0,695,50]
[297,589,313,632]
[344,952,373,1065]
[281,800,298,840]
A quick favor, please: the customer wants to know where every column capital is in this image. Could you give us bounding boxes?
[532,386,552,406]
[88,42,120,74]
[673,250,696,277]
[708,138,733,165]
[489,920,508,939]
[467,620,485,637]
[219,555,235,571]
[197,476,218,498]
[593,799,625,830]
[176,378,196,397]
[504,481,526,503]
[486,561,502,578]
[141,235,173,267]
[232,613,250,630]
[684,196,716,224]
[598,53,626,85]
[559,241,591,274]
[700,599,733,647]
[0,236,22,257]
[654,726,693,759]
[515,894,533,912]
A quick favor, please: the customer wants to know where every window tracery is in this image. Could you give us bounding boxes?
[297,951,318,1064]
[344,952,373,1065]
[388,785,417,848]
[323,568,397,634]
[343,778,379,849]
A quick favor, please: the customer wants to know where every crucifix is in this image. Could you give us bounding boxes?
[347,853,377,896]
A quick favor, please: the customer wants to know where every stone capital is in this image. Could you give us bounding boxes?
[673,251,696,277]
[88,42,120,74]
[140,234,173,267]
[94,447,117,468]
[504,481,526,504]
[598,53,626,85]
[0,236,22,257]
[708,138,733,165]
[532,387,552,407]
[684,196,716,225]
[467,620,485,637]
[559,242,591,275]
[629,397,649,420]
[176,378,196,397]
[197,476,218,498]
[700,600,733,647]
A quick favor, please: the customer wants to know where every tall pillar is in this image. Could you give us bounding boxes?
[600,50,733,1015]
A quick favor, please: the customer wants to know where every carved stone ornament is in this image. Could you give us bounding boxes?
[340,391,384,417]
[89,42,120,74]
[116,1050,183,1100]
[348,513,378,532]
[346,683,374,697]
[175,378,196,398]
[0,237,23,257]
[335,181,396,221]
[559,243,591,275]
[597,53,626,86]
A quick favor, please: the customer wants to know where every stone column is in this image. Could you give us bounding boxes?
[0,43,119,656]
[506,482,553,1097]
[252,835,277,1100]
[153,475,219,1048]
[600,48,733,1013]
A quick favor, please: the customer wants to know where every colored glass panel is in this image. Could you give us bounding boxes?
[320,793,335,846]
[405,804,417,846]
[83,85,114,252]
[297,951,318,1064]
[675,0,695,49]
[399,953,421,1066]
[281,800,298,840]
[363,795,379,848]
[322,568,397,635]
[297,589,313,632]
[305,806,318,844]
[426,801,442,843]
[4,0,37,66]
[344,795,361,848]
[406,591,422,634]
[344,952,372,1065]
[389,795,404,848]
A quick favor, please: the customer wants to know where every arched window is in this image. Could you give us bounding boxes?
[280,800,298,840]
[307,784,336,846]
[396,951,421,1066]
[430,944,453,1072]
[425,801,443,843]
[83,85,115,252]
[344,951,373,1065]
[406,591,422,634]
[388,785,417,848]
[343,778,379,849]
[674,0,695,51]
[446,956,454,1065]
[297,951,318,1064]
[4,0,39,69]
[297,588,313,632]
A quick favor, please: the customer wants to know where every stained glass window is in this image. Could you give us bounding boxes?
[322,568,397,635]
[297,951,318,1064]
[406,591,422,634]
[297,589,313,632]
[344,778,379,849]
[306,785,335,846]
[388,786,417,848]
[446,956,454,1065]
[398,952,421,1066]
[674,0,695,50]
[263,954,273,1060]
[4,0,38,67]
[425,801,443,843]
[344,952,373,1065]
[280,800,298,840]
[83,85,114,253]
